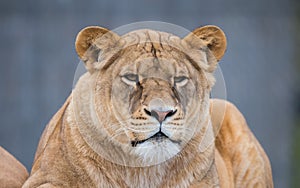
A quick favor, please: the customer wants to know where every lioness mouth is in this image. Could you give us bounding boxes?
[131,131,170,147]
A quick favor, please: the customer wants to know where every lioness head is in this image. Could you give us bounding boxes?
[73,25,226,166]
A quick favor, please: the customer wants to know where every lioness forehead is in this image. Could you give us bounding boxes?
[107,29,207,76]
[121,29,183,49]
[119,29,195,59]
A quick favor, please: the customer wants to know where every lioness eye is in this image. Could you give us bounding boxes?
[174,76,188,86]
[122,74,139,85]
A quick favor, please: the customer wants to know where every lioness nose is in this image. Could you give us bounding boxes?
[144,108,177,123]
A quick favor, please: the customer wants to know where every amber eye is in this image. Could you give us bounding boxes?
[174,76,188,86]
[122,74,139,85]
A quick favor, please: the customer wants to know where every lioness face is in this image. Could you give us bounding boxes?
[75,26,226,165]
[111,48,210,161]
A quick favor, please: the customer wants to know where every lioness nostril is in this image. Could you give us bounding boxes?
[144,108,152,116]
[166,109,177,118]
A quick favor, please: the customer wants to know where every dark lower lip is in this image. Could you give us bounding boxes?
[131,131,180,147]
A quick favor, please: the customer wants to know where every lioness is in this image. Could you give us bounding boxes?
[23,25,273,187]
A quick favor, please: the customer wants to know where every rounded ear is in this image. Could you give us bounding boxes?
[75,26,120,72]
[184,25,227,61]
[75,26,109,59]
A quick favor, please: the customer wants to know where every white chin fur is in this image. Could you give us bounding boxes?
[131,140,181,166]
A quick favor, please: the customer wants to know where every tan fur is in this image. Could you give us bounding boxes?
[211,99,273,187]
[0,146,28,188]
[23,25,273,187]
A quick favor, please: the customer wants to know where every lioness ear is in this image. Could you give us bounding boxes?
[75,26,120,73]
[184,25,227,62]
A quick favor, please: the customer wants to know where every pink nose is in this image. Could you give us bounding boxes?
[146,109,177,123]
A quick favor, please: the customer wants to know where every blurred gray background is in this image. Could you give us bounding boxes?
[0,0,299,187]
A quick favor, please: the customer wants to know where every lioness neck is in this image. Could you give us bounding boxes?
[64,101,217,187]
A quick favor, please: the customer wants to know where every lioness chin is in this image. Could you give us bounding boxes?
[23,24,273,188]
